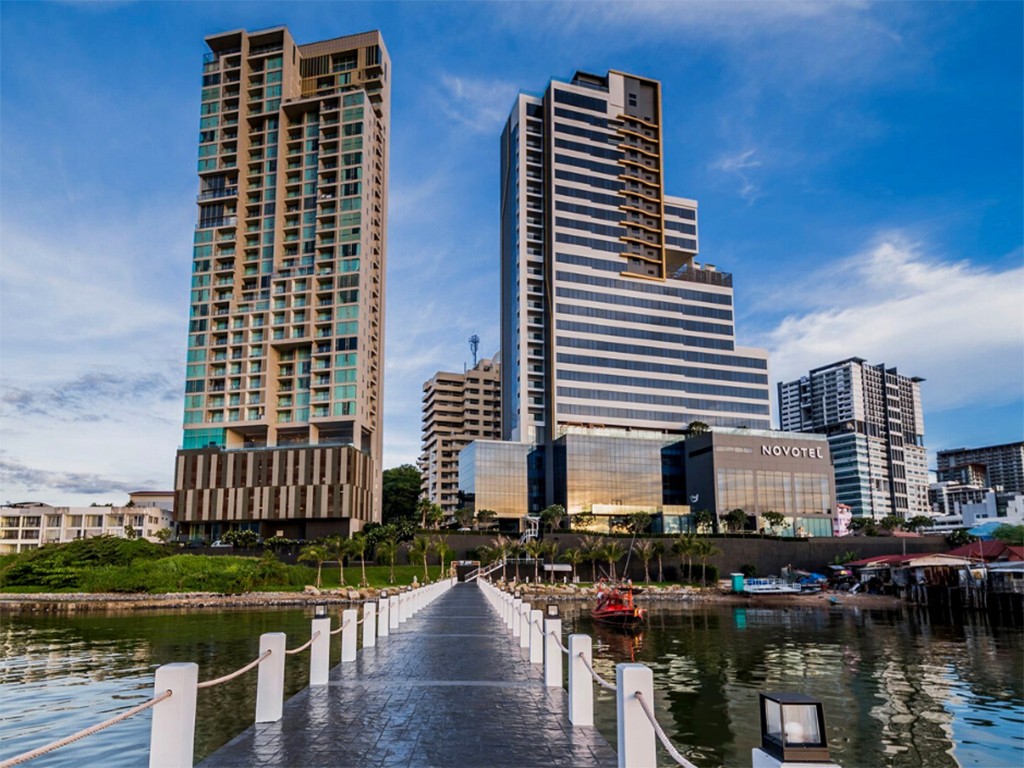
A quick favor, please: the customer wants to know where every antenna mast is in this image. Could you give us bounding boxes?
[468,334,480,366]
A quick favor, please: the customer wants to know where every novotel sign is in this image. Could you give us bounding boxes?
[761,444,824,459]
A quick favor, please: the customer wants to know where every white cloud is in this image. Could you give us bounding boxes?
[711,148,763,201]
[757,235,1024,413]
[435,74,519,134]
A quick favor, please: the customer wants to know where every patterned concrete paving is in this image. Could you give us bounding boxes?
[199,583,616,768]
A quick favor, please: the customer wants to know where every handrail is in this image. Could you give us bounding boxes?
[197,649,271,688]
[579,652,617,692]
[285,631,321,656]
[0,690,173,767]
[634,690,700,768]
[549,629,570,655]
[330,618,351,636]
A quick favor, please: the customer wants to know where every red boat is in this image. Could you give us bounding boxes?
[591,582,646,628]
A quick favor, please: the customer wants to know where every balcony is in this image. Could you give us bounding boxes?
[198,187,239,202]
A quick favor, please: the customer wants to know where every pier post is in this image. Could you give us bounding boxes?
[310,616,331,686]
[363,601,377,648]
[378,596,390,637]
[616,663,655,768]
[149,662,198,768]
[255,632,286,723]
[544,616,562,687]
[568,634,593,726]
[389,595,399,630]
[512,598,522,636]
[519,602,531,649]
[341,609,358,662]
[529,609,544,664]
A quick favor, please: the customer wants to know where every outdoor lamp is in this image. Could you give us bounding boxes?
[758,692,830,763]
[381,590,388,599]
[514,590,522,599]
[314,603,328,619]
[546,604,559,617]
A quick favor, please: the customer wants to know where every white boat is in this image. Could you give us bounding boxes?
[741,577,803,595]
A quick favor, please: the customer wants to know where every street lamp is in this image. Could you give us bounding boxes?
[546,604,559,617]
[756,692,832,766]
[314,603,328,619]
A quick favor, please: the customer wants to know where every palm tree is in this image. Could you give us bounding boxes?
[633,540,656,585]
[524,539,545,583]
[348,533,369,586]
[433,535,453,580]
[323,535,349,586]
[672,533,696,584]
[693,539,722,585]
[560,547,585,583]
[488,535,511,580]
[544,540,561,583]
[416,498,435,530]
[510,541,524,581]
[601,540,627,581]
[376,538,398,584]
[406,536,431,582]
[652,541,665,582]
[579,535,603,582]
[298,543,330,589]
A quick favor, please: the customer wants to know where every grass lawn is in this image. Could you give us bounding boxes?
[313,564,449,589]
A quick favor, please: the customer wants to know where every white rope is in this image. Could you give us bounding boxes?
[549,630,570,655]
[579,652,616,691]
[284,630,321,656]
[330,618,351,636]
[634,690,700,768]
[197,650,271,689]
[0,690,173,767]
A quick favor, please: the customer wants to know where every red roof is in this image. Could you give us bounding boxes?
[945,540,1023,561]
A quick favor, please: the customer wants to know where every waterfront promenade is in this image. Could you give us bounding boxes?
[198,583,616,768]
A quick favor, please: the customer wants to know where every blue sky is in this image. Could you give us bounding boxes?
[1,1,1021,504]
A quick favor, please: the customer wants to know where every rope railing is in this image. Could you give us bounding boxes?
[549,629,570,655]
[330,618,351,636]
[579,652,617,692]
[197,649,272,689]
[0,689,173,768]
[284,630,321,656]
[634,690,700,768]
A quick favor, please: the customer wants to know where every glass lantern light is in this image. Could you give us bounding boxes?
[759,692,830,763]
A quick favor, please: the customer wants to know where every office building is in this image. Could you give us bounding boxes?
[174,27,390,539]
[497,68,771,513]
[778,358,929,519]
[936,442,1024,494]
[420,354,501,512]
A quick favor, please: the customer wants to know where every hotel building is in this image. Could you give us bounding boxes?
[420,355,501,512]
[174,27,390,539]
[778,358,929,520]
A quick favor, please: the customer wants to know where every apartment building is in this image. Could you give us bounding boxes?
[175,27,390,539]
[0,503,172,554]
[420,355,501,512]
[778,358,929,519]
[936,442,1024,494]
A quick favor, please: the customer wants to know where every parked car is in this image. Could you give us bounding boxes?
[210,539,233,548]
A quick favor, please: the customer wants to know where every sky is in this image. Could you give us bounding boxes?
[1,1,1022,505]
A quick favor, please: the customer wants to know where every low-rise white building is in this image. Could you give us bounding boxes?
[0,500,173,554]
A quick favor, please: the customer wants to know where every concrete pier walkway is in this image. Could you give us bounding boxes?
[199,583,616,768]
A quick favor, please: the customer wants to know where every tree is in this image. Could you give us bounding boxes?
[433,535,453,580]
[453,508,474,530]
[510,541,524,580]
[524,539,545,582]
[569,511,596,530]
[831,550,858,565]
[692,509,715,534]
[625,511,652,536]
[382,465,422,523]
[601,540,627,580]
[632,540,655,585]
[672,533,696,583]
[298,543,330,589]
[652,541,665,582]
[904,515,935,534]
[154,527,173,544]
[123,523,138,541]
[544,540,560,582]
[725,508,748,534]
[406,537,431,582]
[476,509,497,531]
[685,421,710,435]
[560,547,585,583]
[992,524,1024,546]
[540,504,567,533]
[762,511,786,536]
[879,515,903,532]
[488,535,512,580]
[349,533,370,587]
[579,535,603,582]
[945,528,977,547]
[416,498,436,530]
[376,538,398,584]
[693,539,721,585]
[324,535,351,586]
[849,517,879,536]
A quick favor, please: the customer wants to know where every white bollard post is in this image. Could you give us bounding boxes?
[378,596,390,637]
[363,601,377,648]
[616,663,655,768]
[310,617,331,686]
[503,593,512,626]
[529,609,544,664]
[512,598,522,637]
[341,609,358,662]
[149,662,198,768]
[519,602,531,649]
[399,591,409,623]
[255,632,286,723]
[544,617,562,687]
[389,595,399,630]
[568,634,594,726]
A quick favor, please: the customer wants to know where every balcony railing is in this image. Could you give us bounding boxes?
[197,187,238,202]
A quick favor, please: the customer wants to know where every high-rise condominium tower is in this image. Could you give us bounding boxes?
[500,70,771,446]
[936,442,1024,494]
[778,358,929,519]
[174,27,389,539]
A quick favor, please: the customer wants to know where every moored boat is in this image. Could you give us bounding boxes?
[592,581,646,627]
[741,577,803,595]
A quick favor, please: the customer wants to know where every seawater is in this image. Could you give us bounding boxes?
[0,603,1021,767]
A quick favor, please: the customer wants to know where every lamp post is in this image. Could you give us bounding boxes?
[753,692,839,768]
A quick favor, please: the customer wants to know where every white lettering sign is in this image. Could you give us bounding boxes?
[761,445,824,459]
